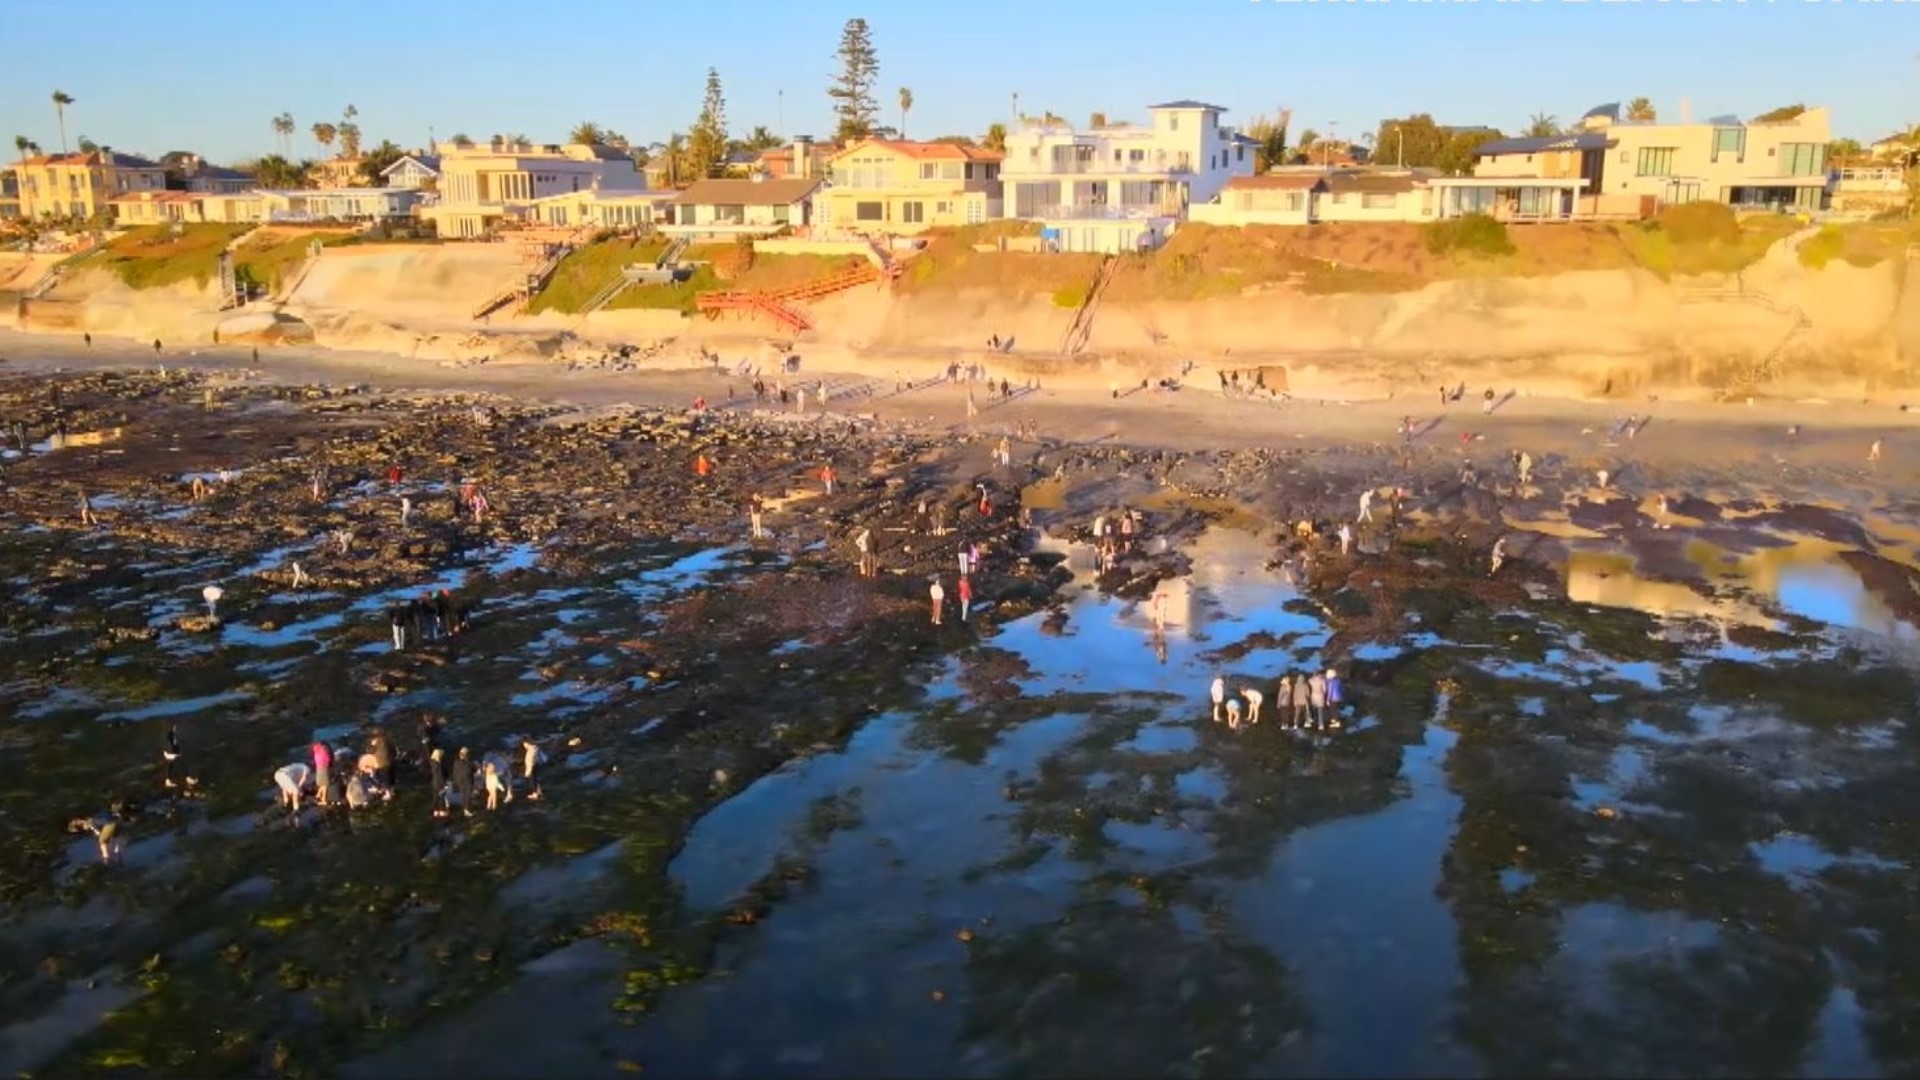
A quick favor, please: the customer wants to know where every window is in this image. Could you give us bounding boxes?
[936,201,953,214]
[1779,142,1824,177]
[1635,147,1677,177]
[1284,192,1305,212]
[855,201,884,221]
[965,198,984,224]
[1236,145,1245,163]
[1169,116,1180,131]
[921,163,939,180]
[1712,127,1746,163]
[772,204,790,224]
[1128,149,1145,163]
[1362,193,1396,210]
[903,202,924,223]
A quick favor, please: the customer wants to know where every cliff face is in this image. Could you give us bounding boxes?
[805,244,1914,399]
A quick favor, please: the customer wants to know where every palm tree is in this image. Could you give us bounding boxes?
[449,132,475,149]
[570,122,605,145]
[273,113,295,156]
[13,134,31,165]
[899,87,914,140]
[1625,97,1657,122]
[338,123,362,158]
[1525,112,1559,138]
[50,90,74,153]
[664,132,687,187]
[312,122,337,158]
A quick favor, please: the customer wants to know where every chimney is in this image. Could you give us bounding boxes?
[794,135,813,180]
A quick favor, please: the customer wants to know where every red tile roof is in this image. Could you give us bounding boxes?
[830,138,1002,164]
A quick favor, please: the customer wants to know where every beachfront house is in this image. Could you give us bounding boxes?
[999,100,1256,253]
[380,154,441,190]
[16,149,168,221]
[657,177,821,240]
[109,190,211,225]
[422,139,644,239]
[310,157,370,190]
[528,188,676,230]
[814,138,1002,236]
[1188,173,1326,226]
[258,187,421,223]
[1566,102,1833,212]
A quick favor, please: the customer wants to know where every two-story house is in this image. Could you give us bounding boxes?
[379,153,441,191]
[1452,132,1626,220]
[422,140,645,239]
[815,139,1002,236]
[1570,103,1834,211]
[999,100,1255,253]
[16,149,169,221]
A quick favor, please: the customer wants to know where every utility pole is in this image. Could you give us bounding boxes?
[1012,92,1020,126]
[1324,121,1339,168]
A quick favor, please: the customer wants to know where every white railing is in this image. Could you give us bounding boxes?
[1033,204,1176,221]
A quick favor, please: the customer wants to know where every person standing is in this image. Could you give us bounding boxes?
[1210,675,1226,723]
[428,748,449,818]
[371,731,395,790]
[1325,669,1344,729]
[311,738,333,807]
[821,463,835,495]
[854,527,874,577]
[957,574,973,622]
[1869,439,1883,465]
[1307,671,1329,730]
[451,748,475,817]
[1275,674,1294,730]
[1357,489,1374,524]
[930,578,946,626]
[482,759,507,811]
[520,737,544,801]
[400,495,413,528]
[748,496,766,540]
[1291,674,1311,729]
[160,722,182,789]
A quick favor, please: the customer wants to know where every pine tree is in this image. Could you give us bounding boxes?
[828,18,880,143]
[690,67,729,179]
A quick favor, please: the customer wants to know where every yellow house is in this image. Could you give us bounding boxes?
[109,190,209,225]
[815,139,1002,236]
[424,139,644,239]
[16,149,169,221]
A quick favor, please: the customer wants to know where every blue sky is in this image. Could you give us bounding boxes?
[0,0,1912,163]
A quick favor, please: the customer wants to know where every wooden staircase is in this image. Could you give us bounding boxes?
[692,261,893,332]
[1060,255,1118,356]
[472,225,599,320]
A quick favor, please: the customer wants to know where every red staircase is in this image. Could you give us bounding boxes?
[692,260,895,332]
[695,292,812,332]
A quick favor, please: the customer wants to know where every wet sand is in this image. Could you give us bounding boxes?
[4,330,1920,1077]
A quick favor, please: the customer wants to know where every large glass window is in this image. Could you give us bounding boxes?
[1635,147,1677,176]
[1712,127,1745,162]
[1779,143,1825,177]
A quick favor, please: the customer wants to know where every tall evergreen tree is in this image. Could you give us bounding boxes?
[690,67,729,179]
[828,18,880,143]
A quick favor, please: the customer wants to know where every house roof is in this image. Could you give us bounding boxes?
[197,165,253,181]
[828,138,1002,163]
[1228,133,1260,146]
[578,144,631,161]
[381,154,441,176]
[671,177,822,206]
[1149,100,1228,113]
[1223,174,1326,192]
[24,150,162,169]
[1474,133,1612,156]
[1323,172,1420,195]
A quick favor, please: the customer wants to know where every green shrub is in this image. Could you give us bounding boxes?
[1650,202,1740,246]
[1797,226,1845,270]
[1422,214,1514,258]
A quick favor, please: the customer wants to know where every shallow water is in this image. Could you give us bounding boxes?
[8,508,1920,1077]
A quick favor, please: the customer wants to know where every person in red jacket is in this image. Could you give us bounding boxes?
[957,575,973,622]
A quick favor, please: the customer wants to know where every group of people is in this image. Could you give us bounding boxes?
[1209,670,1344,732]
[274,716,545,820]
[387,589,470,650]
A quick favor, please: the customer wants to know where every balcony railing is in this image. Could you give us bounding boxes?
[1033,204,1177,221]
[1002,159,1194,177]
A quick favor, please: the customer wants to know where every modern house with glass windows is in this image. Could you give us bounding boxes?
[1573,103,1832,211]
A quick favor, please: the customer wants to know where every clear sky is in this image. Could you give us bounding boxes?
[0,0,1913,163]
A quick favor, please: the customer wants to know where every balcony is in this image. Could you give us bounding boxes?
[1034,204,1177,221]
[1002,158,1193,178]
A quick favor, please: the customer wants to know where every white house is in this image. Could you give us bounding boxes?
[258,187,422,222]
[529,188,677,230]
[380,153,441,190]
[422,140,644,239]
[657,177,821,240]
[999,100,1257,253]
